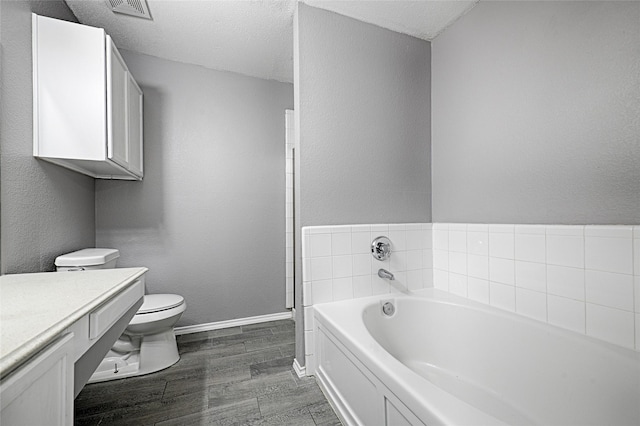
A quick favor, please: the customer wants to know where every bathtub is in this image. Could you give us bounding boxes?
[312,289,640,426]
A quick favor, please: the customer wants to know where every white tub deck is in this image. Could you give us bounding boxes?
[312,289,640,426]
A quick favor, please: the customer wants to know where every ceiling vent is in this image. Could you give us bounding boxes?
[105,0,152,20]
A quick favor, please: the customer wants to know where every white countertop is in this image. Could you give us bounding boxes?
[0,267,148,378]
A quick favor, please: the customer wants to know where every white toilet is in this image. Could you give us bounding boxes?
[55,248,186,383]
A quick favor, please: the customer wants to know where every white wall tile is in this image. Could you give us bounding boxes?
[489,231,514,259]
[490,282,515,312]
[332,255,353,278]
[547,234,584,268]
[352,254,371,276]
[449,251,467,275]
[406,229,424,250]
[489,257,515,285]
[548,295,585,334]
[585,225,633,239]
[353,275,372,298]
[423,268,434,288]
[303,258,311,282]
[422,249,433,269]
[467,224,489,232]
[516,288,547,322]
[546,225,583,236]
[467,231,489,256]
[332,277,353,301]
[635,276,640,313]
[304,331,314,355]
[489,224,514,233]
[586,303,635,348]
[449,273,468,297]
[370,224,389,233]
[468,277,489,304]
[389,230,406,251]
[331,225,351,233]
[351,231,371,254]
[390,250,407,272]
[351,224,371,233]
[546,265,585,301]
[310,233,332,258]
[423,228,433,249]
[331,232,352,256]
[515,261,546,292]
[515,233,545,263]
[449,230,467,253]
[303,281,312,306]
[407,250,423,271]
[585,270,634,311]
[585,235,633,275]
[634,237,640,276]
[371,276,390,295]
[311,279,333,304]
[515,225,545,235]
[433,269,449,290]
[303,306,314,331]
[636,314,640,351]
[468,254,489,280]
[310,226,331,234]
[407,269,424,291]
[433,229,449,250]
[433,249,449,271]
[311,257,332,281]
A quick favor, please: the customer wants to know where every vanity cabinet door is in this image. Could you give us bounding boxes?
[0,334,74,426]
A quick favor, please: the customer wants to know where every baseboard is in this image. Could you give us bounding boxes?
[174,311,293,335]
[292,357,306,378]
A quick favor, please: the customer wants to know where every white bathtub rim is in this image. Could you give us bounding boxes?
[314,291,509,426]
[313,289,640,426]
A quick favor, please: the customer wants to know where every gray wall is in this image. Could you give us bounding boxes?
[95,51,293,326]
[293,4,432,365]
[0,0,95,274]
[432,1,640,224]
[297,5,432,227]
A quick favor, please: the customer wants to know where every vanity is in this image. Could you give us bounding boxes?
[0,267,147,425]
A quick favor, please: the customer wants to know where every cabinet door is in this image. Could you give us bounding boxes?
[1,334,74,426]
[127,74,144,177]
[106,35,129,170]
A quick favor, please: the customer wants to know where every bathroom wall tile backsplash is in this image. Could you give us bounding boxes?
[433,223,640,351]
[302,223,639,367]
[302,223,433,369]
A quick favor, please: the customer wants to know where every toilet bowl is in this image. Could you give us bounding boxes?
[55,248,186,383]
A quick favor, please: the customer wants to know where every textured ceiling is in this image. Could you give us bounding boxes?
[65,0,478,83]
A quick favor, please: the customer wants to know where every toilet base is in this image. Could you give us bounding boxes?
[88,329,180,383]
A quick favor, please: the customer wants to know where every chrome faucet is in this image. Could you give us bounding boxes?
[378,268,395,281]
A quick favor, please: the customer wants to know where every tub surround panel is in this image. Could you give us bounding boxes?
[432,223,640,351]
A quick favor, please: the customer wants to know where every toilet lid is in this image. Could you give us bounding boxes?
[138,294,184,314]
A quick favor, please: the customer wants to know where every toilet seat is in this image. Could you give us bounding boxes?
[137,294,184,314]
[127,295,186,328]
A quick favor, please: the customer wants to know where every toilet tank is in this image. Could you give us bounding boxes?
[55,248,120,271]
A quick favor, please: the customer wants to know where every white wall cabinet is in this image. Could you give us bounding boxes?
[33,14,144,180]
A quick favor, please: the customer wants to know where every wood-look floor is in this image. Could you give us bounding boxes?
[74,319,341,426]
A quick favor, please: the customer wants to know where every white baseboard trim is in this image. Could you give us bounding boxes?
[174,311,293,335]
[293,358,306,378]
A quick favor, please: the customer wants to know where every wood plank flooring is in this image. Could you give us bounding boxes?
[74,319,341,426]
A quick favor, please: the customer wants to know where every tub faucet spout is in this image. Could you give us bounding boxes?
[378,268,395,280]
